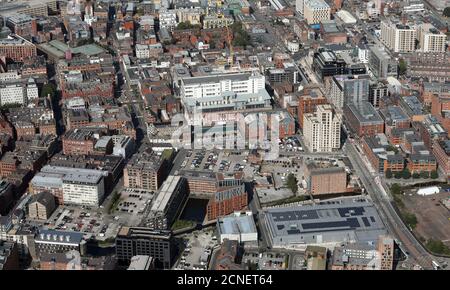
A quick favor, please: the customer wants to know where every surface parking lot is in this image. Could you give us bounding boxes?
[242,252,288,270]
[46,205,119,240]
[180,150,255,177]
[175,228,218,270]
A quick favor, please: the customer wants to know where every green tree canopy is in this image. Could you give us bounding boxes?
[430,170,439,179]
[426,239,450,255]
[390,183,402,195]
[443,7,450,17]
[420,171,430,179]
[403,212,417,229]
[41,83,56,100]
[385,169,393,179]
[286,173,298,194]
[402,169,411,179]
[398,59,407,75]
[231,21,251,47]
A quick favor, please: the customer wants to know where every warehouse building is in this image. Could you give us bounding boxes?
[262,197,386,249]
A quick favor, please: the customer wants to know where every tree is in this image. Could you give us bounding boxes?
[426,239,450,255]
[41,83,56,99]
[390,183,402,195]
[443,7,450,17]
[176,21,200,30]
[231,21,251,47]
[402,169,411,179]
[403,212,417,229]
[430,170,439,179]
[385,169,393,179]
[412,172,420,179]
[420,171,430,179]
[286,173,298,194]
[386,145,399,154]
[394,171,402,179]
[398,59,407,75]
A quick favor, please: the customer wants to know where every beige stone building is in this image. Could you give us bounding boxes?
[303,104,341,152]
[303,0,331,25]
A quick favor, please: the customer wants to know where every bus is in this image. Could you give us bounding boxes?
[432,260,440,270]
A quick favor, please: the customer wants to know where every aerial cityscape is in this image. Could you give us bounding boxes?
[0,0,449,273]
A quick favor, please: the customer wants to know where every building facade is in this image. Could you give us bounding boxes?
[380,20,416,53]
[115,227,173,269]
[303,104,341,152]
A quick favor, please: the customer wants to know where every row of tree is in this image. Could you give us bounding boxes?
[385,169,438,179]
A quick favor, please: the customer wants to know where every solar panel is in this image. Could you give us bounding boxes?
[301,220,350,230]
[370,216,376,223]
[361,217,371,227]
[337,207,365,217]
[287,229,301,235]
[347,218,360,228]
[301,218,361,230]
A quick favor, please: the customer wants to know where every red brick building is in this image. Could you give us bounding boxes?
[62,129,98,156]
[297,93,328,128]
[362,135,404,174]
[433,140,450,177]
[431,94,450,135]
[206,185,247,221]
[0,36,36,61]
[407,154,437,174]
[345,102,384,138]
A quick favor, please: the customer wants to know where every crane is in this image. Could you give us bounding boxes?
[224,19,233,67]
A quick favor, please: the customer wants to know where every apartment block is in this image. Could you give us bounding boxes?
[329,74,370,110]
[380,20,416,53]
[418,23,446,53]
[344,102,384,138]
[124,148,173,191]
[303,104,341,152]
[28,191,56,220]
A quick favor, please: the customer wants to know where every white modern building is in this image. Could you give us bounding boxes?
[62,173,105,207]
[286,39,300,53]
[112,135,135,159]
[0,78,38,106]
[303,104,341,152]
[159,9,177,31]
[358,44,369,63]
[380,20,417,53]
[26,78,39,101]
[0,83,24,105]
[403,0,425,13]
[303,0,330,25]
[418,23,446,53]
[32,165,107,207]
[135,44,150,59]
[179,71,271,120]
[217,211,258,244]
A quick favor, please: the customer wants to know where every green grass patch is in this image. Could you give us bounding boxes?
[108,191,121,214]
[172,219,195,231]
[425,239,450,256]
[264,195,309,207]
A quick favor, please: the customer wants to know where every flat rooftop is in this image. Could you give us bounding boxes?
[218,213,257,236]
[150,175,183,213]
[264,197,385,242]
[346,101,383,125]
